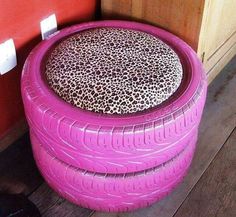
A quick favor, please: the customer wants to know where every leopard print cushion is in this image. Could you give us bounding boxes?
[45,28,183,114]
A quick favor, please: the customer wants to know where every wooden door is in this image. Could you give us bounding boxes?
[101,0,205,50]
[198,0,236,81]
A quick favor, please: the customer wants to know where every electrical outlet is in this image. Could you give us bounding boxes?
[0,39,17,75]
[40,14,57,40]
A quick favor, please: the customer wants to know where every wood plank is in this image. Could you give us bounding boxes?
[207,44,236,84]
[29,183,94,217]
[174,128,236,217]
[101,0,132,19]
[91,56,236,216]
[101,0,205,51]
[204,31,236,71]
[198,0,236,81]
[0,118,28,152]
[0,132,43,195]
[198,0,236,62]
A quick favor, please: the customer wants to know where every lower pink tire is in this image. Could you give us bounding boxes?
[31,130,197,212]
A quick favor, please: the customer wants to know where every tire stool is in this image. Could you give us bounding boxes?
[21,20,207,212]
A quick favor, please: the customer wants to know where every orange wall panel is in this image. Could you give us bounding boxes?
[0,0,96,136]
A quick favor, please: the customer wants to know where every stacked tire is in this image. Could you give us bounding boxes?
[21,21,207,212]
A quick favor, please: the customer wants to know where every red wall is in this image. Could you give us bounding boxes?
[0,0,96,137]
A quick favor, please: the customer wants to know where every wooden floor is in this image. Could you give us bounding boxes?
[1,56,236,217]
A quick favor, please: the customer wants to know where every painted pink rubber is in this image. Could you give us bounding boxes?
[21,20,207,173]
[31,130,197,212]
[30,124,197,174]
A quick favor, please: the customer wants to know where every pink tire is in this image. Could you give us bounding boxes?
[31,129,197,212]
[31,123,197,174]
[21,21,207,173]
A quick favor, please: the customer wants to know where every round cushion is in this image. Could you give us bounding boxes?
[45,27,183,114]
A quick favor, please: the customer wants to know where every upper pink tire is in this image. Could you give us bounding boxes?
[21,21,207,173]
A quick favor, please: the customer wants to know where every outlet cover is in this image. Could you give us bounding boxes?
[0,39,17,75]
[40,14,57,40]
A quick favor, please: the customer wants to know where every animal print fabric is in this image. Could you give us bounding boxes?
[45,28,183,114]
